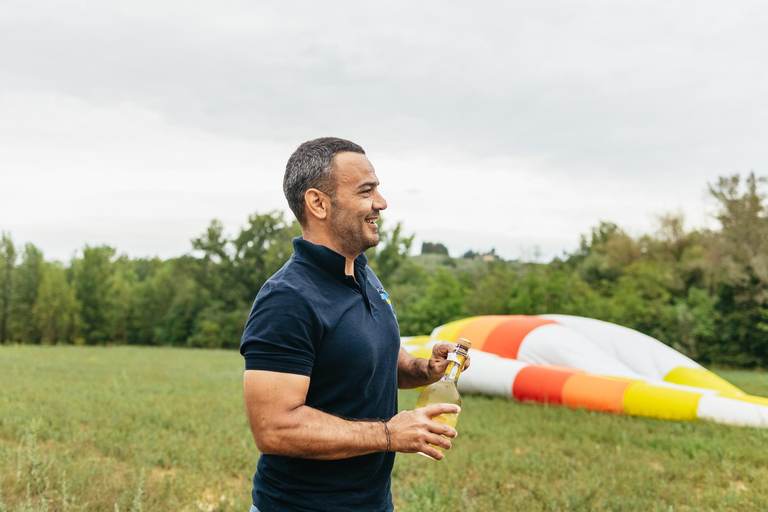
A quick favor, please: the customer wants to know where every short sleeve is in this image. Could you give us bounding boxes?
[240,283,321,376]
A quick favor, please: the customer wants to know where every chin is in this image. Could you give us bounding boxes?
[364,235,380,250]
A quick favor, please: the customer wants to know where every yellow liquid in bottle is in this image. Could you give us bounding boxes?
[414,378,462,455]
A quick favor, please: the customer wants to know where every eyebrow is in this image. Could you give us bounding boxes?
[357,181,379,189]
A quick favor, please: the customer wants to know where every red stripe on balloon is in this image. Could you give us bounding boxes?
[512,365,580,405]
[482,315,557,359]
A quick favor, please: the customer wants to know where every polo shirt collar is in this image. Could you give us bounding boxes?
[292,237,368,281]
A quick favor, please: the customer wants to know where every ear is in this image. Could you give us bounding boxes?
[304,188,330,221]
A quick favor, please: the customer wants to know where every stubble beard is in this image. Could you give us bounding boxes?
[329,209,380,258]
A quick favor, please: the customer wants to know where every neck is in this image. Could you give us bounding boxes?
[302,228,358,276]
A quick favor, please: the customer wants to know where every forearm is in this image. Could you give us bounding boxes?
[397,349,432,389]
[253,405,388,460]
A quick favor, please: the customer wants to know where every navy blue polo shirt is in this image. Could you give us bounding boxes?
[240,237,400,512]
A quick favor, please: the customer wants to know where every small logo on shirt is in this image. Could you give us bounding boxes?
[377,286,395,315]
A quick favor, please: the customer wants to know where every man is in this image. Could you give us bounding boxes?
[240,137,467,512]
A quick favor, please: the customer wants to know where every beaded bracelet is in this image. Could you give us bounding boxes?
[381,420,391,452]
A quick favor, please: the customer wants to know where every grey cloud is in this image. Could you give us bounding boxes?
[2,0,767,179]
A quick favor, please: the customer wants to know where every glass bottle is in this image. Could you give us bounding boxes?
[414,338,471,458]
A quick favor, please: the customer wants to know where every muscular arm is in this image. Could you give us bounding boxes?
[244,369,460,460]
[397,348,430,389]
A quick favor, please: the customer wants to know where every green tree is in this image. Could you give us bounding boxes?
[33,262,79,344]
[186,301,249,349]
[466,260,519,316]
[108,256,135,343]
[367,220,414,283]
[191,219,235,304]
[190,212,299,311]
[606,260,678,343]
[12,243,45,343]
[128,261,177,345]
[232,211,299,306]
[398,268,467,336]
[706,172,768,365]
[73,245,116,344]
[709,172,768,263]
[674,287,719,360]
[365,221,431,331]
[507,264,609,319]
[0,232,16,343]
[421,242,449,255]
[154,276,210,345]
[571,222,642,293]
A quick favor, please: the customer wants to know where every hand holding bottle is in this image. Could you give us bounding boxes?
[414,338,471,458]
[384,403,461,460]
[424,341,471,384]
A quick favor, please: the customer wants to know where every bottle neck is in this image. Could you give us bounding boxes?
[441,352,467,383]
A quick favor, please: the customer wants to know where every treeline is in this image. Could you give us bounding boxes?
[0,213,301,350]
[1,172,767,367]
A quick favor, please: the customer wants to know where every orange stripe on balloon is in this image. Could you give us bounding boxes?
[454,316,508,352]
[512,365,580,405]
[482,315,558,359]
[561,374,630,414]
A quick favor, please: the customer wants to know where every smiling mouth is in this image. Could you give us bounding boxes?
[366,217,378,226]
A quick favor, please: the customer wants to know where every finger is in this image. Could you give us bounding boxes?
[431,341,456,358]
[463,355,471,371]
[422,446,445,461]
[421,403,461,418]
[429,423,458,439]
[430,434,452,450]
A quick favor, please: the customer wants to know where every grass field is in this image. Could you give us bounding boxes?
[2,345,768,511]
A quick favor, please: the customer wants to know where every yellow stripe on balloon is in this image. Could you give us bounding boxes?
[403,335,432,348]
[623,382,702,421]
[664,367,743,394]
[410,347,433,361]
[431,317,478,342]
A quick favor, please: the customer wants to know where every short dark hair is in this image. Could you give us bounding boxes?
[283,137,366,225]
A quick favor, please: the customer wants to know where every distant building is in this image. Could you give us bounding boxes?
[462,248,500,262]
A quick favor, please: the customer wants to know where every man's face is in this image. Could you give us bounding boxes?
[327,152,388,258]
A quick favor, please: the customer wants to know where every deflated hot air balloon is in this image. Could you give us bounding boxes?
[401,315,768,427]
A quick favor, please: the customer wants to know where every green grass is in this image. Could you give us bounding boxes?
[2,346,768,511]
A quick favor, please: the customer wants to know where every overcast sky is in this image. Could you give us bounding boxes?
[2,1,767,262]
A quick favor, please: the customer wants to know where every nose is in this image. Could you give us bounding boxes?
[373,189,387,211]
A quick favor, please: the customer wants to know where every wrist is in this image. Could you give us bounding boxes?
[381,420,391,452]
